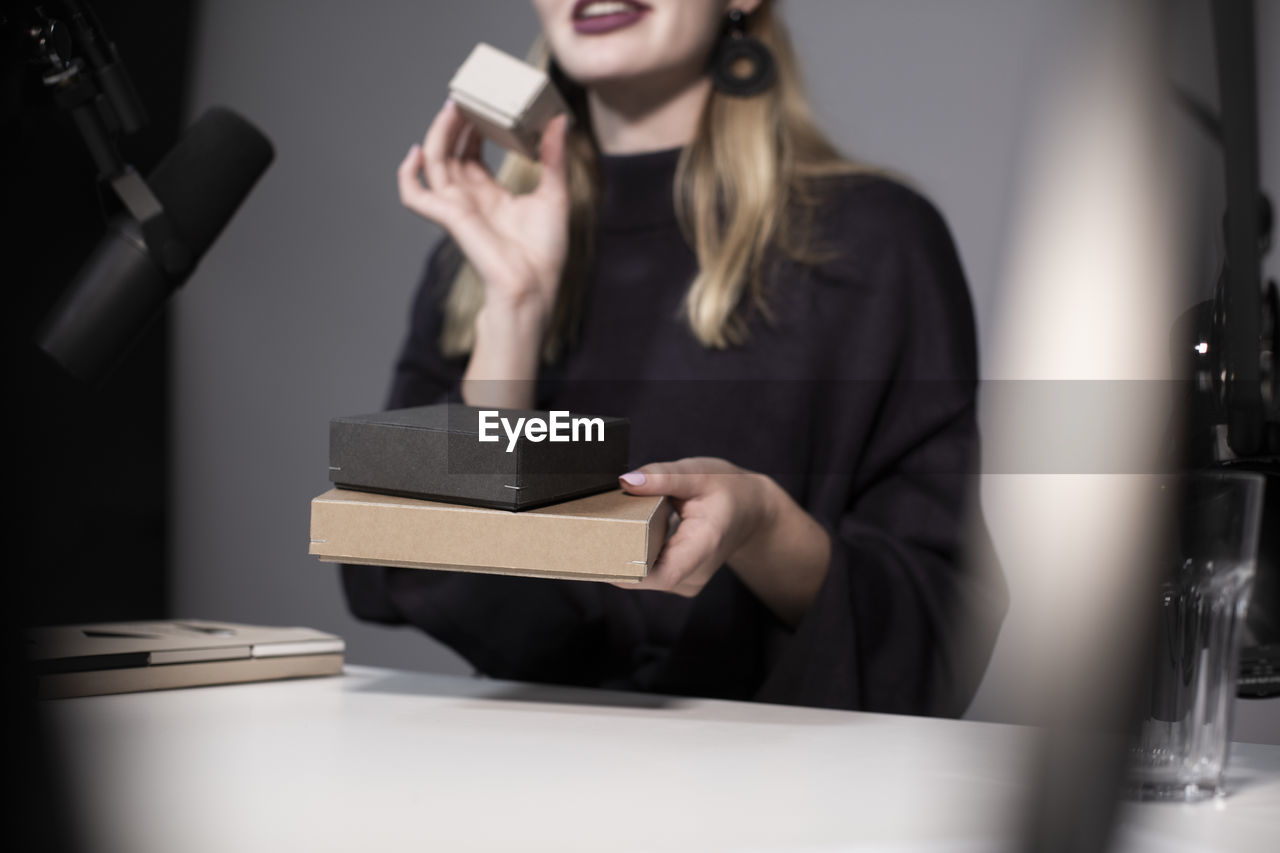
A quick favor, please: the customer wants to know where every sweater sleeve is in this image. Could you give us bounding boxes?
[386,239,467,411]
[755,184,1007,715]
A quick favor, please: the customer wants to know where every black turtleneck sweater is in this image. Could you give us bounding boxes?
[342,148,1007,716]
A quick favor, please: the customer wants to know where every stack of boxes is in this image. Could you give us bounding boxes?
[309,404,668,582]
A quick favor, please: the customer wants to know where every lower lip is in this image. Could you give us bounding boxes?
[573,9,649,35]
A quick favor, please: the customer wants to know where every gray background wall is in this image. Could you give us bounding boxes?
[172,1,1280,738]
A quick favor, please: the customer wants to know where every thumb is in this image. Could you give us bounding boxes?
[618,459,718,501]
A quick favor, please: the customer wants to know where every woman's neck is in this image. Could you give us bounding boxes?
[587,73,712,155]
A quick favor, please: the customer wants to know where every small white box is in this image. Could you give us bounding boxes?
[448,42,568,161]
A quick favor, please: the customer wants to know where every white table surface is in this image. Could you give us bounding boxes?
[47,665,1280,853]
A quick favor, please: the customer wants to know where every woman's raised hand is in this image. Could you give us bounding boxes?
[397,101,571,330]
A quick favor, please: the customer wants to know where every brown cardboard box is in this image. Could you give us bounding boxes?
[310,487,668,582]
[29,620,344,699]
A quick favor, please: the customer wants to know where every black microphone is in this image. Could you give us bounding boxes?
[37,107,274,384]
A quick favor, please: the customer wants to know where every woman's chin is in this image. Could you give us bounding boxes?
[558,57,706,99]
[557,57,651,87]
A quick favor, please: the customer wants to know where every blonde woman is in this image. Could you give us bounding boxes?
[344,0,1006,715]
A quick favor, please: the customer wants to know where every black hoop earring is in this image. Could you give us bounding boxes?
[709,8,776,97]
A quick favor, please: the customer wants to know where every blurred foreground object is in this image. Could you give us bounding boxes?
[981,0,1181,849]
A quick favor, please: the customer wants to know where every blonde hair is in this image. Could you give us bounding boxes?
[440,0,863,359]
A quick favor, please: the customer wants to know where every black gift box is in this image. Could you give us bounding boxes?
[329,403,629,511]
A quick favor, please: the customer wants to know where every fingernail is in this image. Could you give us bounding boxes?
[620,471,646,487]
